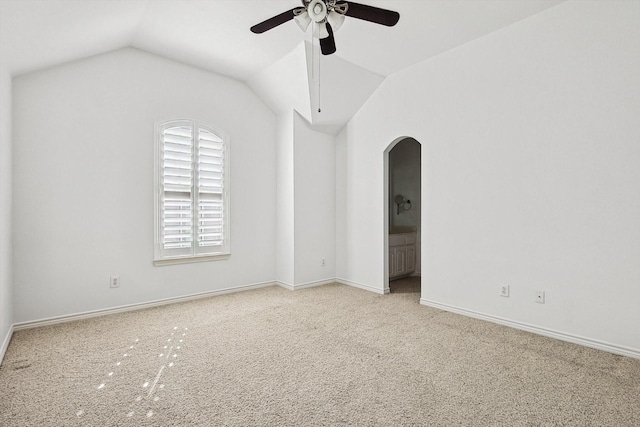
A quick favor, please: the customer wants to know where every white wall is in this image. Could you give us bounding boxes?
[0,66,12,353]
[335,130,348,281]
[276,111,336,287]
[293,113,335,285]
[335,123,387,291]
[276,112,295,286]
[337,0,640,351]
[12,48,277,323]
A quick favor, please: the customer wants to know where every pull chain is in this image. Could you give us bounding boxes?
[310,24,321,113]
[318,47,321,113]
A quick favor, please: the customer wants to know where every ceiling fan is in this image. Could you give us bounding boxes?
[250,0,400,55]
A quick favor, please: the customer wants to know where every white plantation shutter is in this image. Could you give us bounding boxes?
[155,120,229,262]
[162,125,193,252]
[196,129,225,250]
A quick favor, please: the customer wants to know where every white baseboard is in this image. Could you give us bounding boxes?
[421,298,640,360]
[276,278,336,291]
[336,278,388,295]
[278,278,387,295]
[10,282,635,362]
[1,324,13,365]
[276,281,294,291]
[11,278,382,332]
[13,281,278,331]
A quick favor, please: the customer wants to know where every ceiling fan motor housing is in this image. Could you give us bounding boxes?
[308,0,328,23]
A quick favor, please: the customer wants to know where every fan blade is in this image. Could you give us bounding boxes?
[342,1,399,26]
[250,8,297,33]
[320,22,336,55]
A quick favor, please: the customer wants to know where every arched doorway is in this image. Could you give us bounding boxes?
[384,137,422,296]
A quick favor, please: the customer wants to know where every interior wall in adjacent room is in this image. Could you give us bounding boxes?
[389,138,421,274]
[12,48,277,323]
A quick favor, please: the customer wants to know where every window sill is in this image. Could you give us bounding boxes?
[153,253,230,266]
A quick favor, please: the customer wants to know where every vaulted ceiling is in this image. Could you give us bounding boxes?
[0,0,566,133]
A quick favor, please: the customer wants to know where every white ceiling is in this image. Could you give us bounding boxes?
[0,0,566,130]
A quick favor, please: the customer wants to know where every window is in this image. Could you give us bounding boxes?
[154,119,230,265]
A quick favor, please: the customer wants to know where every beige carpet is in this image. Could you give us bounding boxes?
[1,281,639,426]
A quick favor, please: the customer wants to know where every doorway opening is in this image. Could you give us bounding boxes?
[384,137,422,296]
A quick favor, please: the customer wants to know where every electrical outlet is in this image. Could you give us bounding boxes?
[321,258,326,267]
[500,285,510,298]
[110,276,120,288]
[535,291,545,304]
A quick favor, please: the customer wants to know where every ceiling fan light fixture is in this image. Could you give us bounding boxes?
[293,10,311,32]
[313,21,329,39]
[326,11,345,32]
